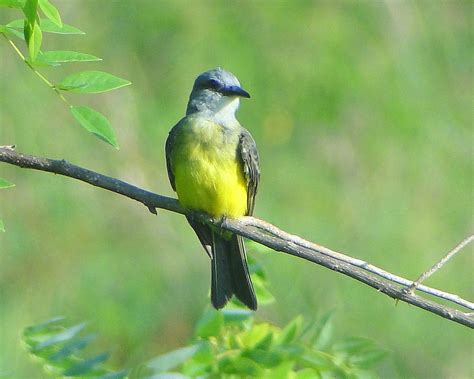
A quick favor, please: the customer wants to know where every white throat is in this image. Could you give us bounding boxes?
[213,97,240,125]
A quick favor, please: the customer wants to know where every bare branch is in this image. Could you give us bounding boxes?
[1,147,472,328]
[406,235,474,294]
[241,218,474,311]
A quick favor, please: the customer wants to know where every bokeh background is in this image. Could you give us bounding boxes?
[1,1,472,377]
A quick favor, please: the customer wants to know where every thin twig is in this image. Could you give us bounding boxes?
[241,218,474,311]
[3,34,71,105]
[0,147,472,328]
[405,235,474,294]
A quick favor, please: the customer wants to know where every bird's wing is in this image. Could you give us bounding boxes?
[165,121,181,191]
[238,128,260,216]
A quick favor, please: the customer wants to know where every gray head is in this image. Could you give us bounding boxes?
[186,68,250,118]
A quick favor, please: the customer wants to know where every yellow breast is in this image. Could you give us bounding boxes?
[172,118,248,218]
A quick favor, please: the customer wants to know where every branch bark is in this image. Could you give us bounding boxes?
[1,147,472,328]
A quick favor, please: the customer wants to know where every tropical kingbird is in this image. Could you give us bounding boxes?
[165,68,259,310]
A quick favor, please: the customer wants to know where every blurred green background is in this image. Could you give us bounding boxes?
[1,1,472,377]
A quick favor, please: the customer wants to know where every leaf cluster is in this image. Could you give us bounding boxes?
[0,0,131,149]
[22,311,387,379]
[0,0,131,230]
[21,316,127,379]
[20,255,386,378]
[138,308,387,379]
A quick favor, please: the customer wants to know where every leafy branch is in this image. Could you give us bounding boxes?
[138,307,387,378]
[1,146,472,328]
[0,0,131,149]
[22,317,128,378]
[0,0,131,229]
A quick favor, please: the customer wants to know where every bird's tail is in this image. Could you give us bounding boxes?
[211,231,257,310]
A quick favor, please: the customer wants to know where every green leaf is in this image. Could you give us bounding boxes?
[331,336,387,369]
[147,345,201,373]
[241,323,274,349]
[252,275,275,305]
[222,308,253,324]
[22,0,38,24]
[146,374,188,379]
[348,349,388,369]
[23,316,65,336]
[29,56,60,67]
[49,334,96,361]
[300,350,335,370]
[63,352,110,376]
[6,19,26,28]
[180,343,213,377]
[194,309,223,338]
[70,106,119,149]
[0,178,15,189]
[27,21,42,61]
[22,317,125,377]
[332,337,375,355]
[294,368,321,379]
[254,330,274,350]
[38,0,61,27]
[0,219,4,232]
[275,344,304,360]
[0,0,25,8]
[312,311,334,350]
[185,341,213,366]
[32,322,87,351]
[277,315,303,344]
[223,356,263,376]
[39,19,82,34]
[243,349,283,368]
[0,25,25,39]
[58,70,131,94]
[7,18,84,34]
[38,50,101,64]
[264,361,296,379]
[100,369,129,379]
[38,18,82,34]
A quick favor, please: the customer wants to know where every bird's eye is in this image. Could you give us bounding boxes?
[207,79,220,89]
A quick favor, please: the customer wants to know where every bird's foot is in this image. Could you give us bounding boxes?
[212,215,229,230]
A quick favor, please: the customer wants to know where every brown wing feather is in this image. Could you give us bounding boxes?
[165,121,183,191]
[238,129,260,216]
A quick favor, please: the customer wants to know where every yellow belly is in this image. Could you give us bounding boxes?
[172,119,248,218]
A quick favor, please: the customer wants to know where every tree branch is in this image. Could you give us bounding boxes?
[406,235,473,294]
[1,146,472,328]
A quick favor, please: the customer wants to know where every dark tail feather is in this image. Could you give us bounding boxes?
[229,235,257,310]
[211,232,257,310]
[211,232,233,309]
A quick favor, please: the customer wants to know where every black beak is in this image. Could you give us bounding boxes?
[220,85,251,98]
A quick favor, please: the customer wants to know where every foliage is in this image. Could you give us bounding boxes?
[138,309,386,378]
[23,311,386,379]
[22,316,127,378]
[0,0,130,148]
[0,0,130,229]
[21,256,386,378]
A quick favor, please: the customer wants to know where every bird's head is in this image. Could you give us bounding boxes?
[186,68,250,119]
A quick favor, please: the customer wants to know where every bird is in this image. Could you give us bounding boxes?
[165,68,260,310]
